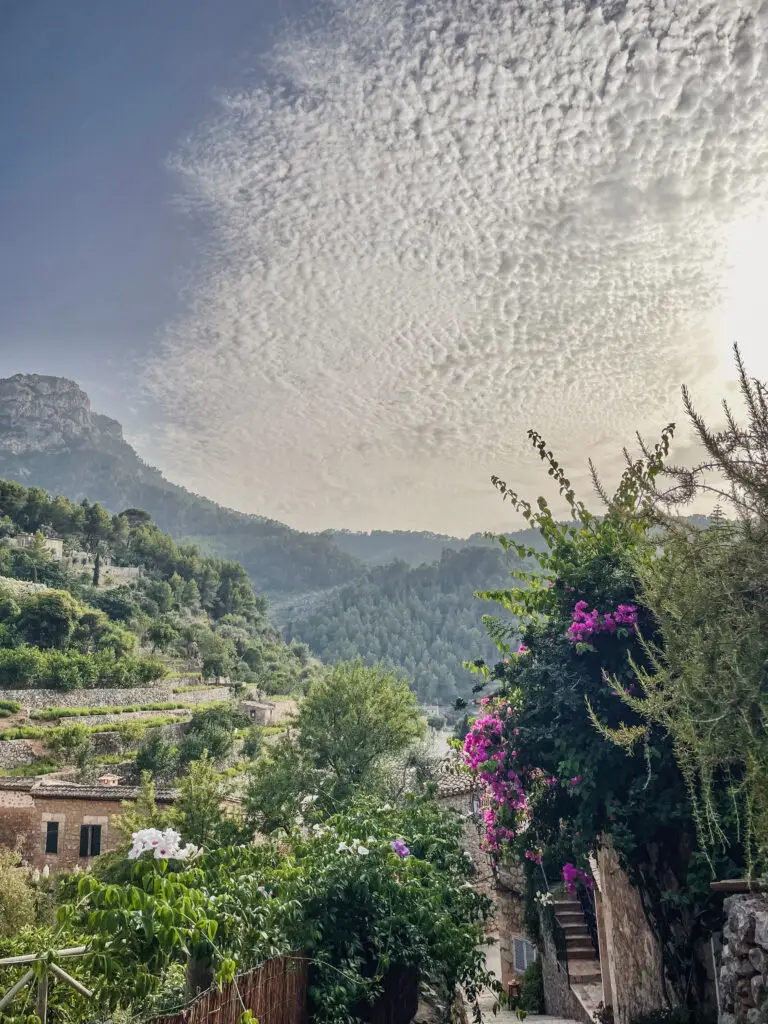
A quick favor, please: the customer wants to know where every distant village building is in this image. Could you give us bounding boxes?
[7,534,64,560]
[239,700,276,726]
[0,777,177,872]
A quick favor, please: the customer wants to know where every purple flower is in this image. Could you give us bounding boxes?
[390,839,410,858]
[570,775,582,788]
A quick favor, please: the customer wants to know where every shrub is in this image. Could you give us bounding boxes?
[0,849,37,937]
[518,958,544,1013]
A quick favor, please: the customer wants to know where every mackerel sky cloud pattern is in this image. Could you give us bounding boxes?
[146,0,768,533]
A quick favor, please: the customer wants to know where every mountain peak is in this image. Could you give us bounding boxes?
[0,373,123,454]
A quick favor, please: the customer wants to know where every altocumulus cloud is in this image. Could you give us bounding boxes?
[145,0,768,534]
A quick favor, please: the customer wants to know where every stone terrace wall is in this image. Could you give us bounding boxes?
[0,739,37,768]
[0,682,225,712]
[720,894,768,1024]
[538,915,589,1023]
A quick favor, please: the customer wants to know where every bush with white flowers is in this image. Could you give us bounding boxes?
[128,827,199,861]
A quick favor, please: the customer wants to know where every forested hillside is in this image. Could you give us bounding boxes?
[0,478,312,696]
[283,545,519,705]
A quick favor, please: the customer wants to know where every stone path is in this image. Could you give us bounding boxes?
[477,940,582,1024]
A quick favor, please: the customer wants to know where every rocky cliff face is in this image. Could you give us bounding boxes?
[0,374,124,454]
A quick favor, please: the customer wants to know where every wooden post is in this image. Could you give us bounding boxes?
[36,969,49,1021]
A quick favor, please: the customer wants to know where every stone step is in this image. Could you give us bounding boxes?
[568,961,602,984]
[562,922,589,935]
[567,946,598,960]
[555,910,585,922]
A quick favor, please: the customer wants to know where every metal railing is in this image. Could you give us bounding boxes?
[577,883,600,958]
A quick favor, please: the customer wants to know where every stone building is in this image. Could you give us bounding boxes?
[435,763,535,993]
[0,776,177,872]
[239,700,277,726]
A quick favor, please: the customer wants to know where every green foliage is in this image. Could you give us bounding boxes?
[0,849,37,937]
[518,958,544,1013]
[468,427,738,1011]
[594,351,768,875]
[296,660,424,804]
[135,732,181,782]
[284,546,519,703]
[170,753,242,848]
[55,796,494,1020]
[30,700,195,720]
[0,645,166,690]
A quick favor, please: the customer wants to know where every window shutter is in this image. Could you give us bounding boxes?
[45,821,59,854]
[90,824,102,856]
[514,939,536,972]
[79,825,90,857]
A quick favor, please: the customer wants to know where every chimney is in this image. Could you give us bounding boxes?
[98,773,121,787]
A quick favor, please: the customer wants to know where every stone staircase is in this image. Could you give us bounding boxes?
[552,890,601,984]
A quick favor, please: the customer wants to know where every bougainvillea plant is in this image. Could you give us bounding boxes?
[461,427,741,1010]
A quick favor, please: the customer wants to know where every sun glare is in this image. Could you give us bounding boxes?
[721,211,768,384]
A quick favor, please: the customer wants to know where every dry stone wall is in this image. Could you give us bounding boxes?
[0,681,223,712]
[720,894,768,1024]
[0,739,37,769]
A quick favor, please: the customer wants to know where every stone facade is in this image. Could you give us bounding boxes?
[720,894,768,1024]
[436,772,532,993]
[595,839,667,1024]
[0,738,37,768]
[0,778,176,872]
[538,919,590,1023]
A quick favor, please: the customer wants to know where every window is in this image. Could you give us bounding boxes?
[513,938,537,973]
[44,821,59,855]
[79,824,102,858]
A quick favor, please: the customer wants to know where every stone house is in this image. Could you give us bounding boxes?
[435,763,536,993]
[0,776,177,872]
[239,700,276,725]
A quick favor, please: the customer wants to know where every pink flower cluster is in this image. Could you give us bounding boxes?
[525,848,543,865]
[567,601,638,642]
[562,862,593,893]
[462,702,528,854]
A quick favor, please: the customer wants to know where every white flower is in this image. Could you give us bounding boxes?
[337,841,349,853]
[295,814,305,826]
[31,869,40,883]
[41,865,49,879]
[128,827,197,862]
[357,845,370,856]
[380,804,393,811]
[300,794,318,809]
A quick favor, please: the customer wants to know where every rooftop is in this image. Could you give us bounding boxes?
[0,777,178,802]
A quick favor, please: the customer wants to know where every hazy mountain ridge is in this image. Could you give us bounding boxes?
[0,373,527,700]
[0,375,365,598]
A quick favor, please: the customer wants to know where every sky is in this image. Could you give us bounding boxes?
[3,0,768,535]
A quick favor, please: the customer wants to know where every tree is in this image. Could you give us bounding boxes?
[170,754,241,848]
[146,617,181,654]
[136,733,180,782]
[178,725,233,767]
[82,500,113,551]
[17,590,81,649]
[119,507,153,529]
[0,848,37,937]
[296,660,424,804]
